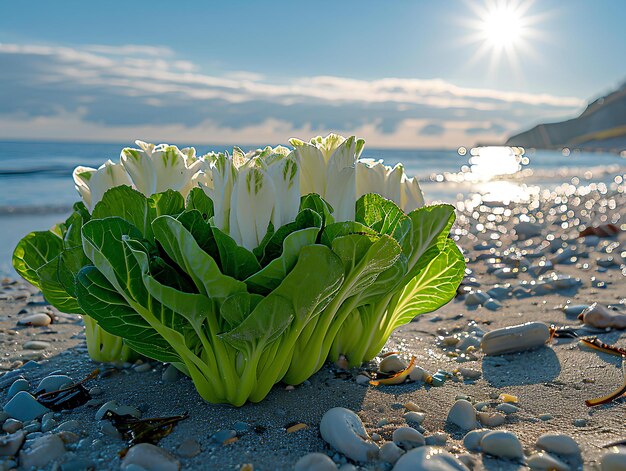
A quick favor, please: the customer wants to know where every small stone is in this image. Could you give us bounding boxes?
[539,414,553,421]
[0,430,25,456]
[100,420,122,439]
[294,452,337,471]
[134,363,152,373]
[89,386,103,396]
[380,442,404,464]
[355,375,370,385]
[320,408,378,462]
[2,419,23,433]
[41,417,58,433]
[392,427,425,450]
[404,402,420,412]
[480,430,524,459]
[477,412,506,427]
[403,411,425,426]
[498,394,518,404]
[121,443,180,471]
[57,431,80,444]
[371,433,381,442]
[22,340,51,350]
[55,420,80,432]
[36,375,73,393]
[600,447,626,471]
[536,433,580,455]
[481,322,549,355]
[233,421,250,433]
[7,379,30,400]
[446,400,477,431]
[162,364,179,383]
[19,434,66,469]
[462,429,490,452]
[573,418,588,427]
[527,452,571,471]
[17,313,51,327]
[3,391,50,421]
[495,403,519,414]
[393,446,470,471]
[424,432,448,446]
[379,354,407,373]
[458,368,481,380]
[212,429,236,444]
[465,291,489,306]
[409,366,429,382]
[175,438,201,458]
[580,303,626,329]
[483,298,501,311]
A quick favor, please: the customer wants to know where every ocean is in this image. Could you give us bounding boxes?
[1,140,625,276]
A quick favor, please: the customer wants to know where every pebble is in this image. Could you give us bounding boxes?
[483,298,502,311]
[579,303,626,329]
[19,434,66,469]
[573,418,588,427]
[162,364,179,383]
[22,340,51,350]
[600,447,626,471]
[100,420,122,439]
[463,429,490,451]
[539,414,554,421]
[404,402,420,412]
[487,285,511,300]
[456,334,482,352]
[446,400,477,431]
[380,354,408,373]
[424,432,448,446]
[393,446,470,471]
[134,363,152,373]
[36,375,73,393]
[320,408,378,462]
[56,420,80,432]
[495,403,519,414]
[403,411,425,425]
[24,422,41,433]
[2,419,23,433]
[458,367,481,380]
[95,401,141,420]
[41,417,58,433]
[392,427,425,450]
[481,322,549,355]
[295,452,337,471]
[477,412,506,427]
[480,430,524,459]
[0,430,25,456]
[380,441,404,464]
[89,386,103,396]
[562,304,589,316]
[3,391,50,421]
[17,313,51,326]
[355,375,370,385]
[527,452,571,470]
[465,291,489,306]
[409,366,429,382]
[211,429,236,444]
[6,379,29,400]
[536,433,580,455]
[233,421,250,433]
[121,443,180,471]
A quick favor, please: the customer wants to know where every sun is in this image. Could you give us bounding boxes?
[481,3,523,49]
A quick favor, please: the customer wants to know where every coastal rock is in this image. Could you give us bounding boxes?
[446,400,477,431]
[495,403,519,414]
[3,391,50,421]
[319,408,379,462]
[425,432,448,446]
[36,375,73,393]
[458,367,481,380]
[23,340,51,350]
[536,433,580,455]
[0,430,25,456]
[393,447,469,471]
[481,322,549,355]
[2,419,23,433]
[477,412,506,427]
[527,452,571,470]
[579,303,626,329]
[121,443,180,471]
[379,354,407,373]
[162,364,179,383]
[17,313,51,327]
[463,429,490,452]
[392,427,425,450]
[19,434,66,469]
[403,411,425,425]
[177,439,201,458]
[600,447,626,471]
[295,452,337,471]
[465,291,489,306]
[409,366,429,382]
[380,442,404,464]
[6,378,29,400]
[480,430,524,459]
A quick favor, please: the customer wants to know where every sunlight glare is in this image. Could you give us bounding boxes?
[481,3,522,48]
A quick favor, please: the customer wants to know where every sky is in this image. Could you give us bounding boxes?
[0,0,624,148]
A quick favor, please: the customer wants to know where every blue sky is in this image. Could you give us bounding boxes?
[0,0,624,147]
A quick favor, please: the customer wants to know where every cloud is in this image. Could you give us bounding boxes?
[0,42,585,148]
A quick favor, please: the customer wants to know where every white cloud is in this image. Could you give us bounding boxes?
[0,42,585,148]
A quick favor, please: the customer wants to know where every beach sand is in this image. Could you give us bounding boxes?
[0,181,625,470]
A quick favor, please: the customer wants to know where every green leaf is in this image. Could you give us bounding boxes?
[92,186,153,239]
[211,226,262,281]
[220,292,264,331]
[57,246,90,298]
[175,210,219,261]
[12,231,64,287]
[185,187,214,220]
[355,193,410,240]
[320,221,378,246]
[299,193,334,226]
[149,189,185,217]
[36,255,82,313]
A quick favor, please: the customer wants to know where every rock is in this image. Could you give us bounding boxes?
[95,401,141,421]
[162,364,179,383]
[211,429,236,444]
[404,402,420,412]
[579,303,626,329]
[57,431,80,444]
[456,334,482,352]
[23,340,51,350]
[600,447,626,471]
[495,403,519,414]
[465,291,490,306]
[573,418,588,427]
[458,367,481,380]
[100,420,122,439]
[477,412,506,427]
[393,446,469,471]
[483,298,501,311]
[41,417,58,433]
[2,419,23,433]
[527,452,571,470]
[134,363,152,373]
[7,379,29,400]
[562,304,589,316]
[379,354,407,373]
[409,366,429,382]
[56,420,80,432]
[320,408,378,462]
[462,429,490,452]
[481,322,549,355]
[121,443,180,471]
[392,427,425,450]
[19,434,66,469]
[403,411,425,426]
[515,222,542,239]
[446,400,477,431]
[424,432,448,446]
[480,430,524,459]
[177,439,201,458]
[487,285,511,300]
[17,313,51,327]
[355,375,370,385]
[0,430,25,456]
[36,375,73,393]
[380,442,405,464]
[295,452,337,471]
[3,391,50,421]
[494,267,518,279]
[536,433,580,455]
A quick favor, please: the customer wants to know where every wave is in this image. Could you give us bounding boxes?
[0,205,72,216]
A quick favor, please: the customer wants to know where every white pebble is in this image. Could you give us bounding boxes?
[480,430,524,459]
[527,452,571,471]
[477,412,506,427]
[447,400,477,431]
[121,443,180,471]
[403,411,425,425]
[17,314,51,327]
[294,452,337,471]
[481,322,549,355]
[600,447,626,471]
[380,442,404,464]
[409,366,429,382]
[392,427,425,450]
[319,408,378,462]
[462,429,489,452]
[380,354,407,373]
[393,446,469,471]
[18,434,66,469]
[536,433,580,456]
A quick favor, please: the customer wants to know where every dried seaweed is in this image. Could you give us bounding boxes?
[104,410,188,446]
[36,369,98,411]
[370,356,416,386]
[579,337,626,356]
[585,356,626,407]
